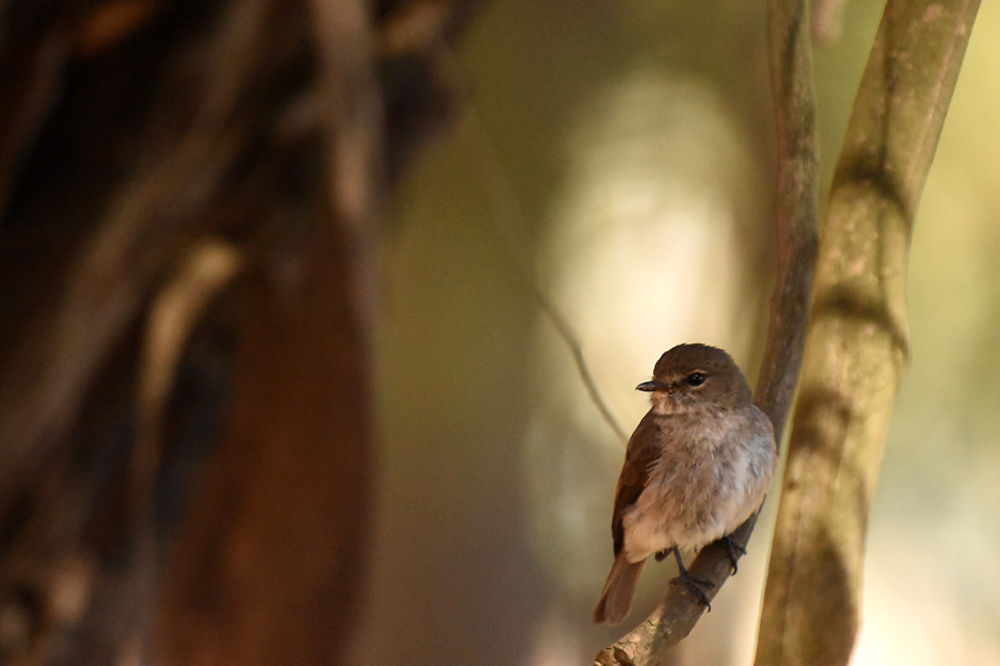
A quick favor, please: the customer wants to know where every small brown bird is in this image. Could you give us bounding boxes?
[592,343,776,625]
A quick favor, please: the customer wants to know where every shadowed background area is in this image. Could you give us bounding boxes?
[0,1,997,665]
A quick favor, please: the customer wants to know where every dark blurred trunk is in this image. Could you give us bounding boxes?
[0,1,473,663]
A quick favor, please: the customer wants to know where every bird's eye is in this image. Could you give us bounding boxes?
[686,372,706,387]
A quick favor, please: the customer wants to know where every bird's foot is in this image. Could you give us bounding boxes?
[669,569,714,611]
[668,547,714,611]
[716,535,746,575]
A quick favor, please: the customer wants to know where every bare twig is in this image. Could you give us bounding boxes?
[438,48,628,443]
[594,1,819,662]
[754,2,981,664]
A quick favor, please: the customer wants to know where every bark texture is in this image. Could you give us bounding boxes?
[754,1,981,664]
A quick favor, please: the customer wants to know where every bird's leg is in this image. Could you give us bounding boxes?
[668,547,714,611]
[715,535,746,575]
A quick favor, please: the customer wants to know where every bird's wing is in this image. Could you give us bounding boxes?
[610,411,662,556]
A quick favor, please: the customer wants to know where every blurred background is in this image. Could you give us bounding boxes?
[356,1,1000,664]
[1,1,997,664]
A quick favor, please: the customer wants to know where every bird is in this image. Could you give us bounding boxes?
[592,343,776,625]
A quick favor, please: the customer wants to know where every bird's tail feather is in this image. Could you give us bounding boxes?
[592,556,645,625]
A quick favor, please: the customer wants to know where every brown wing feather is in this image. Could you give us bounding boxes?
[611,411,661,555]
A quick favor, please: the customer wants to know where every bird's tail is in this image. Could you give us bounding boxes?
[592,555,645,625]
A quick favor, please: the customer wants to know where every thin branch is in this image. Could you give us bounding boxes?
[756,0,820,441]
[754,1,981,664]
[438,47,628,443]
[528,278,629,444]
[595,0,819,661]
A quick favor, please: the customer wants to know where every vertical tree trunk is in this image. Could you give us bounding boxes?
[754,1,981,664]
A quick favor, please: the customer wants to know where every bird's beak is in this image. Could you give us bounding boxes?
[636,380,669,392]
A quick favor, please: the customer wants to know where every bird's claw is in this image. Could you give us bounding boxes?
[670,570,714,611]
[716,535,746,575]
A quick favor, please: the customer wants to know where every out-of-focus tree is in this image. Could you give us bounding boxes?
[0,1,474,663]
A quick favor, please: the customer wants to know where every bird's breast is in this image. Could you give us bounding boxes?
[619,407,775,562]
